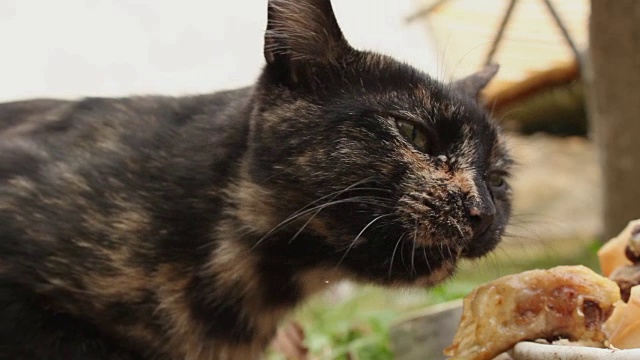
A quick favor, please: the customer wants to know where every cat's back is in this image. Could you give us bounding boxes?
[0,88,252,182]
[0,98,72,134]
[0,88,250,144]
[0,88,251,272]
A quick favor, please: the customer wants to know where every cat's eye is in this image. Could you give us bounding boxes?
[487,172,506,188]
[395,119,428,153]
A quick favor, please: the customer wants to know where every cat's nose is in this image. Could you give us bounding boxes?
[469,205,495,237]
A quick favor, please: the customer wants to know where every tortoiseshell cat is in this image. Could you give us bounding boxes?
[0,0,512,359]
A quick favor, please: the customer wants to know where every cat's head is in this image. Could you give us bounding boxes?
[245,0,513,286]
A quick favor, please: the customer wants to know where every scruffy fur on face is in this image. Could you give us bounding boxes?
[0,0,512,359]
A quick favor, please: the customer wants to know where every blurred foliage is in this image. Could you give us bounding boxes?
[269,239,602,359]
[502,80,587,137]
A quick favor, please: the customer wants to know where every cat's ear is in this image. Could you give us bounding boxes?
[264,0,351,83]
[451,64,500,100]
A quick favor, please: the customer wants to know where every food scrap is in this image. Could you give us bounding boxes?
[602,285,640,349]
[443,219,640,360]
[443,265,619,360]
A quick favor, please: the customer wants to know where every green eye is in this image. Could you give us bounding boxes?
[396,119,428,153]
[488,172,505,188]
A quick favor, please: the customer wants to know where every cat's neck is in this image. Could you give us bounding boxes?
[172,161,347,357]
[214,168,348,296]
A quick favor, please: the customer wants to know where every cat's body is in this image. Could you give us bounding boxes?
[0,0,513,359]
[0,92,259,359]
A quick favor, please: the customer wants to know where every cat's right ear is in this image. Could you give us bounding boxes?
[264,0,351,85]
[451,64,500,101]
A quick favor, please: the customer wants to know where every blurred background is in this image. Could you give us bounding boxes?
[2,0,639,359]
[0,0,437,100]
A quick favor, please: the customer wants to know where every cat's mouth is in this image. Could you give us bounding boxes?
[333,209,502,286]
[459,226,501,259]
[395,236,498,287]
[376,238,463,286]
[411,218,501,261]
[411,260,458,287]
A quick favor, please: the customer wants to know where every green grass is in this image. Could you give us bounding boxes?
[269,239,603,359]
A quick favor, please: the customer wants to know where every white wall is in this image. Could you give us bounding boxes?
[0,0,437,102]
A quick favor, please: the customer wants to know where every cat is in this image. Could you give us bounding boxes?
[0,0,513,359]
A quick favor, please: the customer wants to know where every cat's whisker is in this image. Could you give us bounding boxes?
[249,176,391,249]
[447,39,496,89]
[412,219,419,275]
[263,167,294,182]
[488,95,500,121]
[251,195,395,250]
[388,232,407,279]
[438,243,446,260]
[446,243,454,262]
[286,177,379,212]
[293,176,381,212]
[400,236,409,272]
[422,246,432,273]
[286,184,393,226]
[287,195,394,244]
[444,214,467,242]
[335,213,394,268]
[443,215,468,261]
[410,239,417,276]
[453,221,466,241]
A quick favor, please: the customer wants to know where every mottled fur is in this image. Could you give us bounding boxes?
[0,0,512,359]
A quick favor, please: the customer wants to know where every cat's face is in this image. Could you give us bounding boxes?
[247,0,512,286]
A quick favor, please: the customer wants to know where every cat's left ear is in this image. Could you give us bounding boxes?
[264,0,351,85]
[451,64,500,101]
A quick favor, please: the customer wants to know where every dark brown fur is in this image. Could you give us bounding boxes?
[0,1,512,359]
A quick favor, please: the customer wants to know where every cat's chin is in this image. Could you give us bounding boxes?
[384,261,458,288]
[367,257,459,288]
[414,261,458,287]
